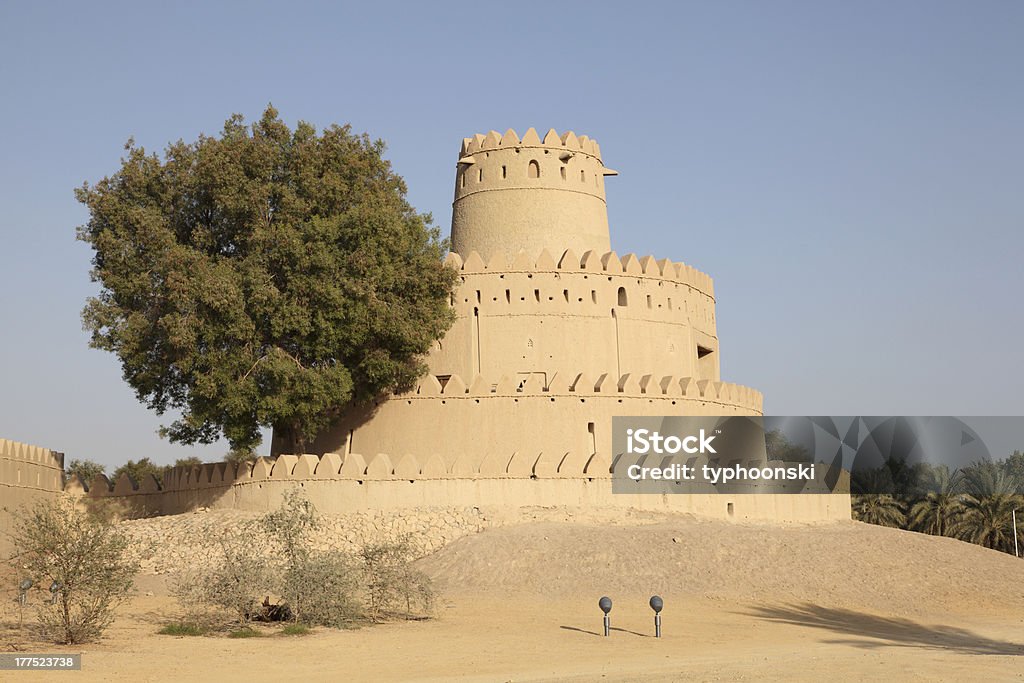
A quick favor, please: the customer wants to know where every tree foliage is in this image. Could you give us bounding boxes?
[111,457,165,487]
[65,459,106,487]
[852,455,1024,556]
[851,494,906,528]
[77,106,456,452]
[949,493,1022,553]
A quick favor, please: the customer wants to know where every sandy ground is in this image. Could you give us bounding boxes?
[3,512,1024,682]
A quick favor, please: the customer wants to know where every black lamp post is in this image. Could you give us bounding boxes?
[599,596,612,636]
[650,595,663,638]
[18,578,32,628]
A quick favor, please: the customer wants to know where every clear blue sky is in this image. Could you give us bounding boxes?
[1,1,1021,470]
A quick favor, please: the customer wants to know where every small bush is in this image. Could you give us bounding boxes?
[227,627,263,638]
[167,519,272,629]
[158,622,207,636]
[280,623,311,636]
[360,535,434,621]
[8,496,139,644]
[261,490,361,628]
[167,491,437,632]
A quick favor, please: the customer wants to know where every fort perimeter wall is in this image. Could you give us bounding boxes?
[0,439,65,556]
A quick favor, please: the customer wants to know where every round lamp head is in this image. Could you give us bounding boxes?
[650,595,663,613]
[599,596,612,614]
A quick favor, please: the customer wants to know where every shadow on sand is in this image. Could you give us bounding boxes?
[744,603,1023,656]
[560,625,650,638]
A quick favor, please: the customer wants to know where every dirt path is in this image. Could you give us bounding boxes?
[3,515,1023,681]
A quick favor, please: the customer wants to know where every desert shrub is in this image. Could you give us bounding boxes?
[167,519,272,628]
[8,496,139,644]
[360,535,434,621]
[280,623,311,636]
[158,622,207,636]
[260,490,361,627]
[167,492,436,631]
[227,627,263,638]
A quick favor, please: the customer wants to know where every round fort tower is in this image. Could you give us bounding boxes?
[450,128,616,259]
[288,129,764,480]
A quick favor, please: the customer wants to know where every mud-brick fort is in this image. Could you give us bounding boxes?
[0,129,849,528]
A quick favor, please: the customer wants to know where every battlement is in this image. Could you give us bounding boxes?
[0,438,65,470]
[66,452,849,524]
[0,438,65,554]
[400,371,761,409]
[444,248,714,299]
[460,128,605,162]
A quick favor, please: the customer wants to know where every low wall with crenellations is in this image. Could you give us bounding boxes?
[70,450,850,524]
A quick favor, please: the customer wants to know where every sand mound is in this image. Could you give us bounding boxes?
[418,517,1024,618]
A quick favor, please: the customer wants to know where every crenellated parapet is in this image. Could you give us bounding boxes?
[0,438,66,553]
[72,449,616,499]
[65,449,848,523]
[460,128,606,161]
[444,247,714,300]
[0,438,64,493]
[399,371,762,411]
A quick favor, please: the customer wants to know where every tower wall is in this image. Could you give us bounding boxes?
[302,369,761,466]
[451,129,614,259]
[426,249,719,385]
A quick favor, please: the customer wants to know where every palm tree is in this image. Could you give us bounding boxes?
[961,461,1020,498]
[949,493,1023,553]
[852,494,906,528]
[907,466,964,536]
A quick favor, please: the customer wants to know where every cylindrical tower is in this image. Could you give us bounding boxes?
[451,128,617,259]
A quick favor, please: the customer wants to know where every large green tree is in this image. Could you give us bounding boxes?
[77,107,456,452]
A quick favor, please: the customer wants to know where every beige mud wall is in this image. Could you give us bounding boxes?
[0,439,65,557]
[81,452,850,524]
